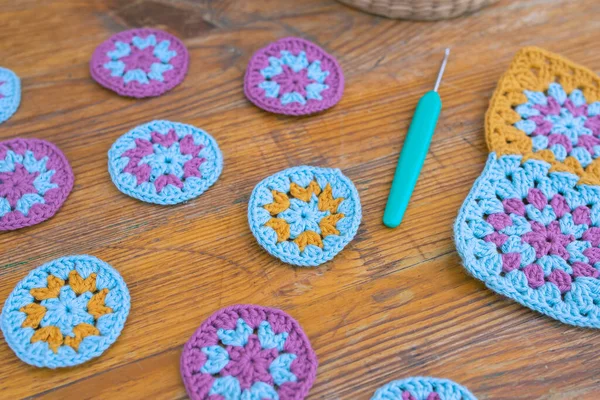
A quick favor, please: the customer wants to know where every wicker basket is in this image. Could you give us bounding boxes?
[337,0,499,20]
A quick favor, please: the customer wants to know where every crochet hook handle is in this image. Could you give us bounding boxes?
[383,49,449,228]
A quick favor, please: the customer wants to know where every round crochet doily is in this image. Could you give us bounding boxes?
[108,120,223,205]
[0,66,21,124]
[90,28,189,98]
[181,304,318,400]
[248,166,361,266]
[244,37,344,115]
[1,255,130,368]
[0,138,73,231]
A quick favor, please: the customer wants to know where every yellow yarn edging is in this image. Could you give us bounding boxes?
[262,181,345,251]
[20,271,112,353]
[486,46,600,185]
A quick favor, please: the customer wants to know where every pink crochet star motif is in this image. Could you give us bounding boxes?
[121,131,206,192]
[151,129,178,147]
[273,66,312,98]
[563,98,588,117]
[401,392,440,400]
[522,221,573,260]
[0,164,39,207]
[122,138,154,185]
[154,174,183,193]
[121,46,161,73]
[585,115,600,136]
[222,335,278,390]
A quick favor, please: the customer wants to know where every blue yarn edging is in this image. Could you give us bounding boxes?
[0,67,21,124]
[371,376,477,400]
[0,255,131,368]
[108,120,223,205]
[248,165,362,267]
[454,152,600,329]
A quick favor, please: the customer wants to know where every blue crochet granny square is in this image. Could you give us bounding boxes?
[0,255,130,368]
[0,67,21,124]
[108,120,223,205]
[248,166,361,266]
[371,377,476,400]
[455,153,600,329]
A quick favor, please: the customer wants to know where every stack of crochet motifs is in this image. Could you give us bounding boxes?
[454,47,600,328]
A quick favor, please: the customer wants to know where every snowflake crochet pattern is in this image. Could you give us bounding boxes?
[180,305,317,400]
[486,47,600,185]
[371,377,477,400]
[0,255,130,368]
[108,120,223,205]
[456,47,600,328]
[90,28,189,98]
[244,37,344,115]
[0,67,21,124]
[248,166,361,266]
[0,138,73,231]
[513,83,600,168]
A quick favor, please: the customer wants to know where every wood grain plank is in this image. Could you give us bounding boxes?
[1,0,600,399]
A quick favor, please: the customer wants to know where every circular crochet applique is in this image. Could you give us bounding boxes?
[0,67,21,124]
[180,304,318,400]
[108,120,223,205]
[0,138,74,231]
[244,37,344,115]
[248,166,361,266]
[371,377,477,400]
[90,28,189,98]
[0,255,130,368]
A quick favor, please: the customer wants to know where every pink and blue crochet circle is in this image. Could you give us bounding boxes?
[180,304,318,400]
[0,138,74,231]
[455,153,600,328]
[90,28,189,98]
[244,37,344,115]
[371,377,476,400]
[0,255,130,368]
[0,67,20,124]
[108,120,223,205]
[514,83,600,166]
[248,166,361,267]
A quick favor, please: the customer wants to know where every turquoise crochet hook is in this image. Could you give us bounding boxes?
[383,49,450,228]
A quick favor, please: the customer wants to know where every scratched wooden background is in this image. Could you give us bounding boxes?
[1,0,599,399]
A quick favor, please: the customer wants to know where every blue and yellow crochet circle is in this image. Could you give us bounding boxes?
[248,166,361,267]
[1,255,130,368]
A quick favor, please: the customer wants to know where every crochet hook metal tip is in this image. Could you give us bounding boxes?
[434,48,450,92]
[383,48,450,228]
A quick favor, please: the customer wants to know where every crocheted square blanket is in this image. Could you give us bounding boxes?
[455,47,600,328]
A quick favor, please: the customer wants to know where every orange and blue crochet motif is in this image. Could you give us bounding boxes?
[248,166,361,266]
[455,47,600,328]
[0,255,130,368]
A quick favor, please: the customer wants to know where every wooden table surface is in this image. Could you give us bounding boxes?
[1,0,600,399]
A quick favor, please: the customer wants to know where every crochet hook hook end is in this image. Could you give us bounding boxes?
[434,48,450,92]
